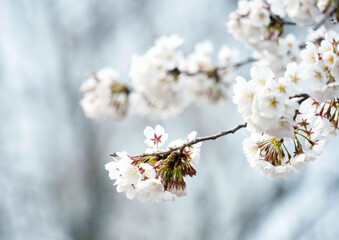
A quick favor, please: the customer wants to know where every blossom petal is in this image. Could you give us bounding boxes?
[144,126,155,139]
[155,125,165,136]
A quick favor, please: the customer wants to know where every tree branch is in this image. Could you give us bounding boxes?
[176,57,256,79]
[110,123,248,158]
[110,94,310,159]
[290,93,310,120]
[270,14,296,26]
[313,1,339,30]
[290,93,310,104]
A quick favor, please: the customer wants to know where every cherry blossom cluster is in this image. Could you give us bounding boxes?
[227,0,339,75]
[299,31,339,101]
[80,68,129,120]
[79,0,339,202]
[236,30,339,179]
[80,36,243,120]
[268,0,338,26]
[105,125,201,203]
[227,0,284,50]
[179,41,240,104]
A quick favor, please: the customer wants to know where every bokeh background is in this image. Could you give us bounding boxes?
[1,0,339,239]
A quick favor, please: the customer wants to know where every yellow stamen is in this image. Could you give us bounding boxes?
[292,75,298,83]
[258,13,265,20]
[270,98,278,108]
[278,85,285,93]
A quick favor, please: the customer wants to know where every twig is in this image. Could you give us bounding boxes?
[270,14,296,26]
[290,93,310,120]
[222,57,256,70]
[178,57,256,77]
[110,123,248,158]
[290,93,310,104]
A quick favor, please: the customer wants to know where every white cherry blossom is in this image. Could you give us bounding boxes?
[144,125,169,150]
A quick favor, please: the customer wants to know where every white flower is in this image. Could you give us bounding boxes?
[105,152,141,200]
[265,118,295,139]
[276,166,290,180]
[284,62,304,88]
[284,0,320,25]
[238,0,251,15]
[250,66,275,87]
[218,46,240,64]
[137,178,167,203]
[300,43,319,64]
[80,68,129,120]
[233,76,255,115]
[226,0,282,51]
[139,163,156,179]
[258,161,277,180]
[242,136,260,166]
[185,131,201,168]
[322,51,337,68]
[257,92,286,118]
[304,63,327,91]
[129,35,186,118]
[268,0,286,17]
[289,154,306,172]
[144,125,169,149]
[249,6,270,27]
[318,39,333,55]
[305,134,328,155]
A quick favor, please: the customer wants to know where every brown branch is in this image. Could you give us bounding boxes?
[110,123,248,159]
[270,14,296,26]
[290,93,310,120]
[290,93,310,104]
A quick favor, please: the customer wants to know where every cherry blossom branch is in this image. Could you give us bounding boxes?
[313,1,339,30]
[110,123,248,158]
[171,57,256,79]
[290,93,310,103]
[224,57,257,70]
[109,94,310,158]
[270,14,296,26]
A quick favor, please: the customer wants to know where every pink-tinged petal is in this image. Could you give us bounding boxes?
[144,139,155,147]
[155,125,165,136]
[144,126,155,139]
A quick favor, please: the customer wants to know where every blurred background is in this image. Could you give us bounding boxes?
[1,0,339,239]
